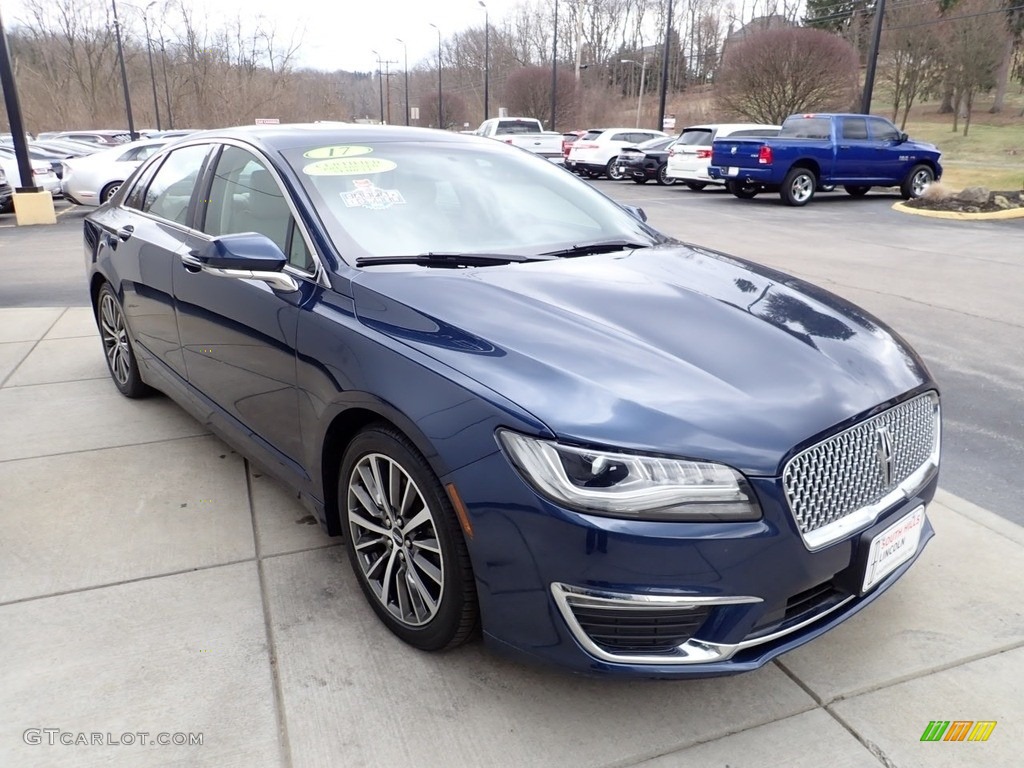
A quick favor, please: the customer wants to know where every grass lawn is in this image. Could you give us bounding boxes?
[890,95,1024,192]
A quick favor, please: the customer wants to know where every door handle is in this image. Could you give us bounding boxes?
[117,225,134,242]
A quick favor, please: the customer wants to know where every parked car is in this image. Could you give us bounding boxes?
[708,113,942,206]
[61,139,167,206]
[0,154,61,209]
[0,168,11,211]
[0,145,68,179]
[52,130,133,147]
[561,130,587,161]
[566,127,668,179]
[615,135,679,185]
[84,124,940,678]
[665,123,781,190]
[473,117,563,160]
[26,139,101,157]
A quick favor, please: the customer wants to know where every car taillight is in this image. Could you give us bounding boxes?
[758,145,773,164]
[504,139,514,144]
[696,149,712,159]
[576,142,598,149]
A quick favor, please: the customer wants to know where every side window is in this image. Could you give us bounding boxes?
[610,133,632,143]
[123,156,165,210]
[868,117,900,142]
[142,144,210,225]
[841,118,869,140]
[203,145,307,267]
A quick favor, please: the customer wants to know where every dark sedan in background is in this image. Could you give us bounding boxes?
[84,124,940,677]
[615,135,679,185]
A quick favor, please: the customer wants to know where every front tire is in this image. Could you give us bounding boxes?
[605,158,625,180]
[901,164,934,199]
[96,283,151,398]
[780,167,817,206]
[341,425,478,651]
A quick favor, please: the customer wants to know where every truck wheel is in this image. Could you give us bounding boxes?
[605,158,625,180]
[684,182,707,191]
[900,165,934,199]
[844,185,870,197]
[780,168,817,206]
[726,180,759,199]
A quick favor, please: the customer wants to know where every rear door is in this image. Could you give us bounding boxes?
[835,116,872,180]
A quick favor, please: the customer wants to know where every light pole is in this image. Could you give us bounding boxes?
[156,26,173,128]
[110,0,138,140]
[478,1,489,121]
[656,0,674,133]
[371,50,385,123]
[125,1,162,130]
[549,0,558,131]
[621,58,648,128]
[395,38,409,126]
[429,23,443,129]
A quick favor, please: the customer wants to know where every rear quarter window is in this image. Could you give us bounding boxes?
[779,118,832,139]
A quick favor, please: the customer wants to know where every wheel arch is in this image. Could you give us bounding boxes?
[789,158,820,179]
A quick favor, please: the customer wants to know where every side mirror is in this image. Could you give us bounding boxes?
[185,232,298,292]
[622,204,648,223]
[898,132,908,143]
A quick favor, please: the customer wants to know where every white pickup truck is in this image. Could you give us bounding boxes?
[474,117,563,160]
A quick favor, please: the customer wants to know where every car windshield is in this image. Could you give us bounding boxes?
[282,139,664,264]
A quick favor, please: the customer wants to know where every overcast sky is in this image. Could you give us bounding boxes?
[4,0,524,74]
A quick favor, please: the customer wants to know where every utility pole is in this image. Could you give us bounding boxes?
[656,0,674,133]
[860,0,887,114]
[157,29,174,128]
[110,0,138,140]
[549,0,559,131]
[372,52,397,124]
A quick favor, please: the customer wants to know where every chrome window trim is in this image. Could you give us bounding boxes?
[116,136,330,290]
[783,392,941,552]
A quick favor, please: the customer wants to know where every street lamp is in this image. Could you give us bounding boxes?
[428,23,443,129]
[110,0,138,140]
[124,1,162,131]
[478,1,489,121]
[156,25,174,129]
[371,49,385,124]
[620,58,648,129]
[549,0,558,131]
[395,38,409,126]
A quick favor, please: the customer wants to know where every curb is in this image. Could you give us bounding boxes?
[892,200,1024,220]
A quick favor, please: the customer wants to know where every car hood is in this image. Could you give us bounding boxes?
[351,245,932,475]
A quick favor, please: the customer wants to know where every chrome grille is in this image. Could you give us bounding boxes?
[782,392,940,549]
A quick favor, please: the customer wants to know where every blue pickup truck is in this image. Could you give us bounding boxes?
[708,113,942,206]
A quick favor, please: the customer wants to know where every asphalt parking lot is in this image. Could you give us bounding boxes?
[2,190,1023,767]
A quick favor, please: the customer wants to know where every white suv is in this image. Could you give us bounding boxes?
[567,128,668,180]
[665,123,780,189]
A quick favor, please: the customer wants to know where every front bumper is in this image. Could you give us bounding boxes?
[448,450,937,678]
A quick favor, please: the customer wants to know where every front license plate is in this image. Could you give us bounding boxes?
[726,166,739,177]
[862,506,926,592]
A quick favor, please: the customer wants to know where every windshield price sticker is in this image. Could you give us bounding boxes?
[303,158,397,176]
[303,145,373,159]
[341,179,406,210]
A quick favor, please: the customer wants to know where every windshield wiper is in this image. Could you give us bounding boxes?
[540,239,652,258]
[356,252,554,268]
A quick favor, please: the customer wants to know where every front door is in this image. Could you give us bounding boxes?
[172,143,321,475]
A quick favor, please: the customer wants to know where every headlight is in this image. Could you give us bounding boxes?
[497,430,761,522]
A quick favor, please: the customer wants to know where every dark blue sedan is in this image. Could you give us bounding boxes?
[84,124,941,677]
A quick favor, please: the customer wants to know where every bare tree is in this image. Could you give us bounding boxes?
[881,1,944,129]
[715,27,860,124]
[940,0,1008,134]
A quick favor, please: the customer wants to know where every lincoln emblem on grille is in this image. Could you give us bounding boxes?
[876,426,895,486]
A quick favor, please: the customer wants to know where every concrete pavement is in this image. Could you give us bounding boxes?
[1,306,1022,767]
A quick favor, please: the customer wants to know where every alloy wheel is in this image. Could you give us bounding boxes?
[347,453,445,627]
[99,292,131,386]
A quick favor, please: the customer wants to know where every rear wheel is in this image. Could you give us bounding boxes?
[96,283,151,398]
[656,164,675,186]
[901,164,934,199]
[684,181,708,191]
[101,181,123,204]
[844,185,870,197]
[605,158,625,180]
[726,179,759,199]
[341,425,478,651]
[780,167,817,206]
